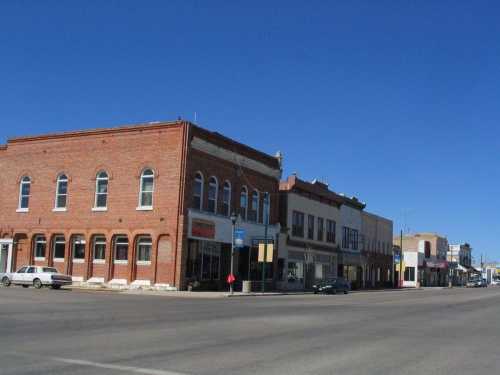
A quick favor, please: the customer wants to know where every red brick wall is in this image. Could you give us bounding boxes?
[0,123,186,285]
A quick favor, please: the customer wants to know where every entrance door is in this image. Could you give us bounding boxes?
[0,244,8,273]
[0,240,13,273]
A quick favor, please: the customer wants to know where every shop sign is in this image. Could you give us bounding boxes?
[425,260,447,269]
[191,219,216,239]
[394,254,401,264]
[258,243,274,263]
[234,228,245,248]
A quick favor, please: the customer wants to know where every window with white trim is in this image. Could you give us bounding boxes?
[18,176,31,210]
[207,177,218,213]
[193,172,203,210]
[138,169,154,208]
[222,181,231,216]
[114,236,129,263]
[263,192,270,225]
[239,186,248,220]
[72,236,86,261]
[53,235,65,261]
[93,236,106,262]
[34,235,46,260]
[136,236,152,263]
[249,190,259,222]
[55,174,68,209]
[94,171,108,209]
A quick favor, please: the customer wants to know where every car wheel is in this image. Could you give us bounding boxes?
[51,285,61,290]
[33,279,43,289]
[22,284,29,288]
[1,277,10,287]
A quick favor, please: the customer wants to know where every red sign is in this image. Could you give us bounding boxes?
[227,273,236,284]
[191,219,216,239]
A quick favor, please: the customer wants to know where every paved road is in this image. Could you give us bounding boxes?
[1,287,499,375]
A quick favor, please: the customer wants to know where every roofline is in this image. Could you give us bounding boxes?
[7,120,185,144]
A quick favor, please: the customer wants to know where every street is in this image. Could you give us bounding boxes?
[1,287,499,375]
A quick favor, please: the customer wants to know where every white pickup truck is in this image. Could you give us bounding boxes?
[1,265,72,290]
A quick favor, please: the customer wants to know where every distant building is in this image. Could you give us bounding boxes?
[448,243,473,286]
[394,233,449,287]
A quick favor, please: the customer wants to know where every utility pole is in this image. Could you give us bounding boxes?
[399,230,403,288]
[261,192,269,293]
[229,213,237,295]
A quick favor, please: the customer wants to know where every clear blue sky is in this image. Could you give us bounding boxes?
[1,1,499,262]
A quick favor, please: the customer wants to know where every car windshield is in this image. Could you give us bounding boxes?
[42,267,58,273]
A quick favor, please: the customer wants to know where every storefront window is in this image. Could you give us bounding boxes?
[288,261,304,283]
[187,240,221,281]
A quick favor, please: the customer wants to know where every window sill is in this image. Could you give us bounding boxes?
[92,207,108,212]
[16,208,29,213]
[52,208,67,212]
[136,261,152,266]
[136,206,153,211]
[34,257,45,261]
[113,260,128,265]
[72,259,85,263]
[53,258,64,263]
[93,259,106,264]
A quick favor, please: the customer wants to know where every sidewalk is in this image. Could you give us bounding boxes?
[66,285,426,298]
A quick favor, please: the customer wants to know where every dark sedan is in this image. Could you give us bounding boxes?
[313,278,351,295]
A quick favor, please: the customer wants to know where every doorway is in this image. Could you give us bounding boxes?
[0,239,14,273]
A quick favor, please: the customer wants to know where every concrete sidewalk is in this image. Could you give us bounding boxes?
[65,285,427,298]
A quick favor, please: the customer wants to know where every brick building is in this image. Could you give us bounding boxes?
[0,120,281,290]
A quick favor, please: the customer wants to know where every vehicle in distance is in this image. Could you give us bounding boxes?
[313,278,350,294]
[466,278,487,288]
[1,266,72,289]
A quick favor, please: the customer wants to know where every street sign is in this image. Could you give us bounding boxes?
[234,228,245,248]
[394,254,401,264]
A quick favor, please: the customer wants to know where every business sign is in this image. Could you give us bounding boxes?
[234,228,245,248]
[191,219,216,239]
[425,260,448,269]
[258,243,274,263]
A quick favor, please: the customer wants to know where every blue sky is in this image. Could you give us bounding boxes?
[1,1,499,261]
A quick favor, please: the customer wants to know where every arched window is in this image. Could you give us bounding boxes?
[249,190,259,222]
[72,235,86,262]
[33,235,46,260]
[114,236,129,264]
[263,192,270,225]
[92,235,106,263]
[18,176,31,211]
[138,169,154,209]
[193,172,203,210]
[94,171,108,209]
[136,236,152,264]
[52,235,66,262]
[55,174,68,210]
[207,176,218,213]
[239,186,248,220]
[222,181,231,217]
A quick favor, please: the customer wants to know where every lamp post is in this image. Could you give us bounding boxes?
[230,212,237,295]
[261,192,269,293]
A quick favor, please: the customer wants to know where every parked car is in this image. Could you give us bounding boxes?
[313,278,351,295]
[466,278,487,288]
[1,266,72,289]
[490,278,500,286]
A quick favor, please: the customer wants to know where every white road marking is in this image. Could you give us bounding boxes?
[49,356,189,375]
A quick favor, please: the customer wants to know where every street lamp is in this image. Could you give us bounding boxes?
[230,212,237,295]
[261,192,269,293]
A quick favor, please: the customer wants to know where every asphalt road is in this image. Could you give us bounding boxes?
[0,287,499,375]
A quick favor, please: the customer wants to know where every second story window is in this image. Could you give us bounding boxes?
[94,171,108,209]
[424,241,431,258]
[193,172,203,210]
[138,169,154,209]
[207,177,218,213]
[326,219,336,243]
[249,190,259,222]
[18,176,31,211]
[240,186,248,220]
[307,215,315,240]
[292,211,305,237]
[263,193,270,225]
[55,174,68,210]
[222,181,231,216]
[317,217,324,241]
